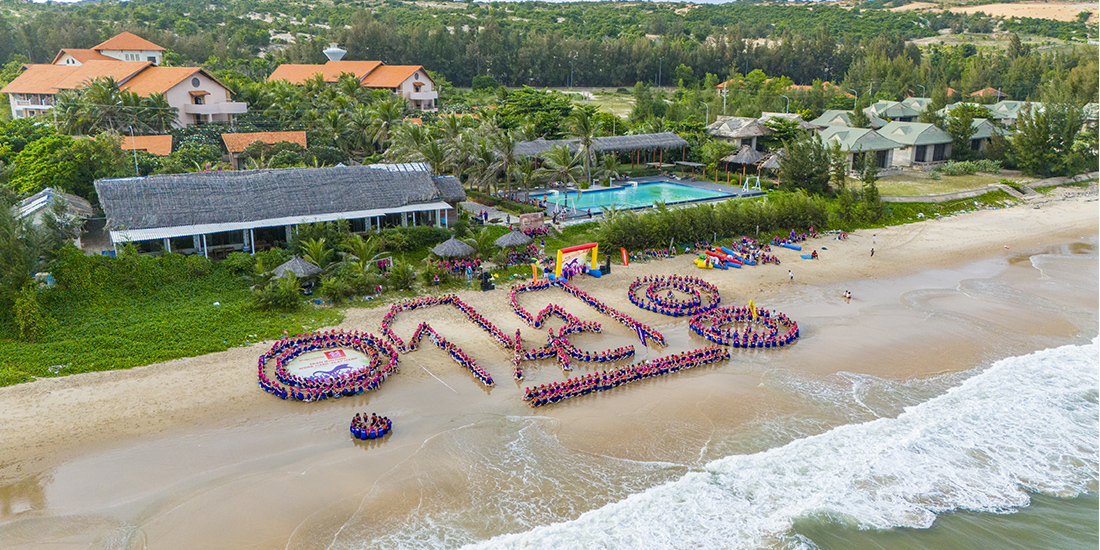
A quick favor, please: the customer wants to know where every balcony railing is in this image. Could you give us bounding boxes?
[182,102,248,115]
[407,90,438,101]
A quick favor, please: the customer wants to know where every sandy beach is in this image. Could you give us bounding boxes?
[0,187,1096,548]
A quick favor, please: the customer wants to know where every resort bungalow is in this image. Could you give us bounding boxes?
[94,164,465,257]
[1,32,246,125]
[758,112,817,130]
[808,110,888,130]
[901,97,932,114]
[864,100,920,123]
[987,100,1041,127]
[878,121,953,167]
[16,187,94,248]
[222,131,308,169]
[817,126,900,173]
[968,118,1008,153]
[705,116,772,150]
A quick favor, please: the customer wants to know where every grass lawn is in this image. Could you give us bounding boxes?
[0,270,341,387]
[876,172,1008,196]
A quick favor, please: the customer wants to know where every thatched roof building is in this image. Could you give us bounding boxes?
[273,256,322,278]
[95,164,464,255]
[514,132,688,157]
[432,236,475,258]
[494,230,532,248]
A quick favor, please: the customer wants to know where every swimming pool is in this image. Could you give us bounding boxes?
[541,182,733,214]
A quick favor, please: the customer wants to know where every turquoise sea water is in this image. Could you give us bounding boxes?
[542,182,732,213]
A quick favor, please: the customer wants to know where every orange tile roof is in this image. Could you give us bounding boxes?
[93,31,165,52]
[221,131,307,153]
[360,65,425,88]
[969,87,1007,98]
[405,117,423,125]
[122,66,205,96]
[53,60,151,90]
[267,60,384,84]
[0,65,79,94]
[121,134,173,156]
[51,48,113,65]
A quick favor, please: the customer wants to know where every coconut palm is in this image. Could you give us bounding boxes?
[491,130,518,196]
[369,96,408,151]
[81,77,127,131]
[446,129,477,183]
[386,123,431,162]
[300,237,333,269]
[439,114,473,141]
[142,92,178,133]
[511,157,539,202]
[567,107,602,187]
[347,105,375,156]
[319,110,352,154]
[419,140,448,175]
[343,234,379,264]
[466,138,497,193]
[537,145,581,188]
[593,153,621,186]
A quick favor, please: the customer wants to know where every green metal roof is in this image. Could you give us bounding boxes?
[879,121,952,146]
[808,110,888,129]
[969,118,1009,140]
[865,100,919,120]
[818,125,901,152]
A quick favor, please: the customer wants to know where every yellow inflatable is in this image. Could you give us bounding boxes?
[694,259,712,269]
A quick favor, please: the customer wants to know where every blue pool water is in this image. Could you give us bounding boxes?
[541,182,733,213]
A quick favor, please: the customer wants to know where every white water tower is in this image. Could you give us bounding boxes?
[323,43,346,61]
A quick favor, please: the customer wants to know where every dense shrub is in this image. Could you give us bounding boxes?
[597,191,829,250]
[934,160,1001,176]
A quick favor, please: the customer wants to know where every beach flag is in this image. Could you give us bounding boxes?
[621,247,629,266]
[749,300,757,320]
[635,325,647,346]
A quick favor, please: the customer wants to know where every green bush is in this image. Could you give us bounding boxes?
[253,274,302,312]
[318,276,353,304]
[387,261,415,291]
[935,160,1001,176]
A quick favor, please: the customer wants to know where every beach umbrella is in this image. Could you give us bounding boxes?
[273,256,322,278]
[432,236,476,258]
[494,230,533,248]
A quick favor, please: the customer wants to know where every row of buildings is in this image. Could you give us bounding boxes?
[1,33,438,126]
[706,97,1098,173]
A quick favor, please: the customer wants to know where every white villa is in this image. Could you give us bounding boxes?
[1,32,247,126]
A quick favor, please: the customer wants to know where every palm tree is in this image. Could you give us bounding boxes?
[347,105,374,156]
[593,153,621,186]
[319,110,351,154]
[369,96,408,152]
[446,129,477,183]
[491,130,518,196]
[335,72,364,102]
[300,237,332,269]
[386,123,431,162]
[567,107,602,187]
[343,234,379,263]
[82,77,126,131]
[439,114,472,142]
[419,140,448,175]
[463,226,498,257]
[512,157,539,202]
[53,91,91,135]
[466,138,497,193]
[141,92,178,133]
[538,145,581,188]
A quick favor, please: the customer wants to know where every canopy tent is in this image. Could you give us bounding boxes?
[432,236,475,258]
[273,256,322,278]
[494,230,533,248]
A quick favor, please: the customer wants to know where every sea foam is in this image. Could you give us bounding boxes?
[465,340,1099,550]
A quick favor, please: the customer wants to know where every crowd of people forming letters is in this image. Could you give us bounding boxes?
[628,275,721,317]
[258,266,802,435]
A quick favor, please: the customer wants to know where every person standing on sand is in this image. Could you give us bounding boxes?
[873,234,876,244]
[788,270,793,280]
[871,248,875,257]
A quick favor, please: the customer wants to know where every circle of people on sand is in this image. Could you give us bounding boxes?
[629,275,721,317]
[350,413,392,440]
[257,330,399,402]
[689,306,800,348]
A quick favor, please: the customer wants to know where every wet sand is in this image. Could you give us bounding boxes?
[0,189,1096,548]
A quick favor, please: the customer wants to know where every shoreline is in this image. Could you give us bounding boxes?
[0,190,1096,485]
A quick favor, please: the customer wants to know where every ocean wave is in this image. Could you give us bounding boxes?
[464,340,1100,550]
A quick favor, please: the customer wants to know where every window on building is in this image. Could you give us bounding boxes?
[932,143,946,162]
[914,145,927,163]
[875,150,889,169]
